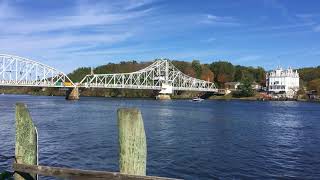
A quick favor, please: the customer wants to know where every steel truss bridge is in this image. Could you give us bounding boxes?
[0,54,217,94]
[80,59,217,93]
[0,54,74,88]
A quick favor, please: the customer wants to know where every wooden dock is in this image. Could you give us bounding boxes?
[13,163,177,180]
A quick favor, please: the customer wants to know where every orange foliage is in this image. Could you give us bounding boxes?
[184,66,196,77]
[217,74,228,84]
[200,66,214,81]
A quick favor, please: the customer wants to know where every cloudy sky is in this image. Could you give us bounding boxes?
[0,0,319,72]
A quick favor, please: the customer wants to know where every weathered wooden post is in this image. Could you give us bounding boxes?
[15,103,38,180]
[117,108,147,176]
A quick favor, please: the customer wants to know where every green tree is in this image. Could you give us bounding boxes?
[191,60,202,79]
[232,78,254,97]
[234,65,265,85]
[68,67,91,82]
[210,61,235,87]
[254,67,266,85]
[298,67,320,82]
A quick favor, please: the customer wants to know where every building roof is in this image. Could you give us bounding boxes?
[225,82,241,85]
[267,67,299,78]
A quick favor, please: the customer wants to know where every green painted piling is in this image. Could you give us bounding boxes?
[15,103,38,180]
[117,108,147,176]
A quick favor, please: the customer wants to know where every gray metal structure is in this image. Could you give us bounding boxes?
[80,59,217,94]
[0,54,74,87]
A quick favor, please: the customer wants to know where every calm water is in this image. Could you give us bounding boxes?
[1,95,320,179]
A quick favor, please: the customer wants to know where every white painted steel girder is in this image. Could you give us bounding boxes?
[0,54,74,88]
[80,59,217,93]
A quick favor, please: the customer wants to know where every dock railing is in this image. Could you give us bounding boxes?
[13,103,179,180]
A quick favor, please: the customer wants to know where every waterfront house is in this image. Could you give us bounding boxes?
[266,67,299,98]
[224,82,241,91]
[225,81,261,91]
[252,82,262,91]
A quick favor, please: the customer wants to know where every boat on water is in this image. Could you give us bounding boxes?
[192,97,204,102]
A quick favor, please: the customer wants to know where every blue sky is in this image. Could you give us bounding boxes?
[0,0,319,73]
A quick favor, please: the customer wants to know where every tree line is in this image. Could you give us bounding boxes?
[298,66,320,95]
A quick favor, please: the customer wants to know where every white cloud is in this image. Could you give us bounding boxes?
[314,25,320,32]
[0,1,153,35]
[235,55,262,63]
[0,2,154,51]
[0,32,133,51]
[124,0,157,10]
[205,37,216,42]
[0,0,16,19]
[0,0,159,72]
[296,14,315,19]
[201,14,240,26]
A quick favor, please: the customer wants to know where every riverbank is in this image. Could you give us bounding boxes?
[208,93,258,101]
[208,93,320,103]
[1,87,319,102]
[0,87,201,99]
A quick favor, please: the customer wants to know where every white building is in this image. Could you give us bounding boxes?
[224,82,241,90]
[266,67,299,98]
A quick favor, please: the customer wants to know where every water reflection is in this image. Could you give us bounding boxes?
[263,102,306,177]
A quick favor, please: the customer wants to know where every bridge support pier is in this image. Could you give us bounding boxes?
[155,94,171,100]
[66,87,79,100]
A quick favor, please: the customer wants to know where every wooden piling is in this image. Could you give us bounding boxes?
[15,103,38,180]
[11,105,177,179]
[117,108,147,176]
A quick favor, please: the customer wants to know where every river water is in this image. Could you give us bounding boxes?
[1,95,320,179]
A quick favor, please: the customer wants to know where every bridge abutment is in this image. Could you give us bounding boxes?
[66,87,79,100]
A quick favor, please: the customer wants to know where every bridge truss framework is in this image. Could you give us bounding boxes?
[0,54,74,88]
[0,54,217,94]
[79,59,217,94]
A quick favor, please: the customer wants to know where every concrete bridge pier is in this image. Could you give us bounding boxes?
[66,87,79,100]
[155,83,172,100]
[155,94,171,100]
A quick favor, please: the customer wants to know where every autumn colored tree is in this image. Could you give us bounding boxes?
[308,78,320,95]
[200,65,214,81]
[184,66,196,77]
[210,61,235,87]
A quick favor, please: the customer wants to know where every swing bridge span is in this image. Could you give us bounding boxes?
[0,54,217,94]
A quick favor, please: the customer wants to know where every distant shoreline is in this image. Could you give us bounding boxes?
[1,91,319,103]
